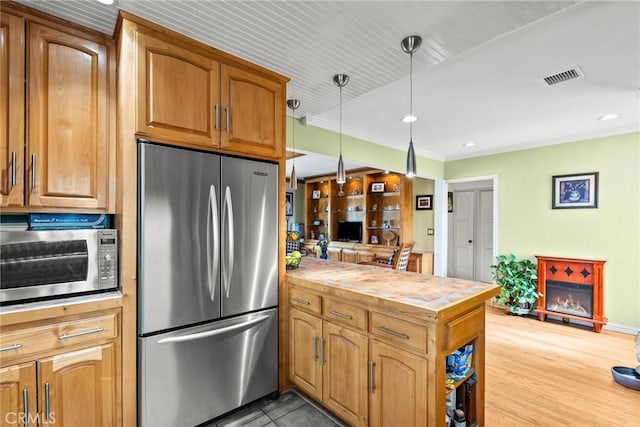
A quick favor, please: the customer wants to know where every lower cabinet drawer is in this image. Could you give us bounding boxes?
[0,312,118,362]
[370,312,427,353]
[444,306,483,352]
[323,298,367,331]
[289,287,322,315]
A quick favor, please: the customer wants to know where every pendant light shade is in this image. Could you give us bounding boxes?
[401,35,422,178]
[333,74,349,185]
[287,98,300,190]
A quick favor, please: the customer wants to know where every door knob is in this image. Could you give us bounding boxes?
[468,240,473,243]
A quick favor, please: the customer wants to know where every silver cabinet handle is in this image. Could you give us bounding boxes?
[0,343,22,352]
[31,154,36,190]
[225,105,230,132]
[10,151,16,187]
[329,310,352,320]
[45,382,51,420]
[292,297,310,305]
[158,314,269,344]
[378,326,409,340]
[207,185,220,302]
[58,327,103,340]
[369,361,376,393]
[312,336,318,361]
[214,103,219,130]
[23,388,29,426]
[222,186,234,298]
[319,338,326,365]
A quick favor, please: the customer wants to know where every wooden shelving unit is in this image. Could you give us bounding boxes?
[303,169,412,245]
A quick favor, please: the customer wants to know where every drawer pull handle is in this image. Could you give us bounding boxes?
[329,310,352,320]
[292,297,310,306]
[0,343,22,352]
[59,327,104,340]
[378,326,409,340]
[369,361,376,393]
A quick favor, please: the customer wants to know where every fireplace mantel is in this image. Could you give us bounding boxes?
[535,256,607,332]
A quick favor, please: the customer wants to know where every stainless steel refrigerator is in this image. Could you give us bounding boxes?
[137,141,279,426]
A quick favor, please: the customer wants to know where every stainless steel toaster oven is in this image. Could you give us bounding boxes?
[0,229,118,304]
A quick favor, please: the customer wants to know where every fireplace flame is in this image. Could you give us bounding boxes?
[549,293,589,315]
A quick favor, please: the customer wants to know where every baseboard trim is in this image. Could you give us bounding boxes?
[603,323,639,335]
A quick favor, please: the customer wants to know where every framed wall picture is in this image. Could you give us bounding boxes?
[416,194,433,210]
[312,190,321,199]
[371,182,385,193]
[285,192,293,216]
[552,172,599,209]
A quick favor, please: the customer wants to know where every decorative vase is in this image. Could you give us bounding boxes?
[320,247,328,259]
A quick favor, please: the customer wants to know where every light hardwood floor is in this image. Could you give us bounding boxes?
[485,306,639,426]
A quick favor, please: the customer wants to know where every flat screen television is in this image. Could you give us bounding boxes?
[337,221,362,243]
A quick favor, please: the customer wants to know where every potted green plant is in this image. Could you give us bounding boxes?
[490,254,540,315]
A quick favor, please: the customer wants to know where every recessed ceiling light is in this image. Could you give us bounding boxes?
[463,142,476,147]
[402,115,417,123]
[599,113,620,121]
[97,0,114,5]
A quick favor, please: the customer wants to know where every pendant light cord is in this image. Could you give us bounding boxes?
[339,85,343,156]
[410,50,413,142]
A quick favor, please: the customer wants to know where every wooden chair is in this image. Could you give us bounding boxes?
[360,242,415,271]
[391,242,414,271]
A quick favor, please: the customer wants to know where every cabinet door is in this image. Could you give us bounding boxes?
[28,23,111,209]
[137,32,219,147]
[38,343,117,427]
[220,64,284,159]
[369,340,427,427]
[289,308,322,401]
[0,12,25,208]
[0,362,36,427]
[322,322,368,427]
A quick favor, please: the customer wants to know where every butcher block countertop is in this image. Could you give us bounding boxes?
[285,257,499,323]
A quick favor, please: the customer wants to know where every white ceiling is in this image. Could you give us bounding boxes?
[16,0,640,174]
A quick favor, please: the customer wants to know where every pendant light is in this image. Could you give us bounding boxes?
[287,99,300,190]
[401,35,422,177]
[333,74,349,185]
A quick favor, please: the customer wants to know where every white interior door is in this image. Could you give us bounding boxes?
[476,189,494,283]
[452,191,475,280]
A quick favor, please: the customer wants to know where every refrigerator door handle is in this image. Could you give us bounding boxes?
[222,185,235,298]
[157,314,270,344]
[207,185,220,301]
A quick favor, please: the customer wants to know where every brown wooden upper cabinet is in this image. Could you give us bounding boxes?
[1,9,115,211]
[136,29,285,160]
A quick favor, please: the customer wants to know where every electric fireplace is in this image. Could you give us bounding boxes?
[536,256,607,332]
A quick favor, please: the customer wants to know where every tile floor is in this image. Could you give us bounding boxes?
[208,391,344,427]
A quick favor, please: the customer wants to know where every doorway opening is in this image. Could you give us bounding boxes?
[445,177,497,283]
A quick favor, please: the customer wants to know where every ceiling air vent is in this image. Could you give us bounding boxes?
[543,67,584,85]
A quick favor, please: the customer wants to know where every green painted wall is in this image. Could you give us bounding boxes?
[445,132,640,328]
[412,177,435,252]
[287,117,445,179]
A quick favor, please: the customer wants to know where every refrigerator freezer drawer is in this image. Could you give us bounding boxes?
[139,308,278,426]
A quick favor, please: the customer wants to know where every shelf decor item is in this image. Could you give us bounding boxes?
[552,171,598,209]
[371,182,385,193]
[312,190,321,199]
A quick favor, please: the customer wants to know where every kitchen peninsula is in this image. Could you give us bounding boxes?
[283,258,499,426]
